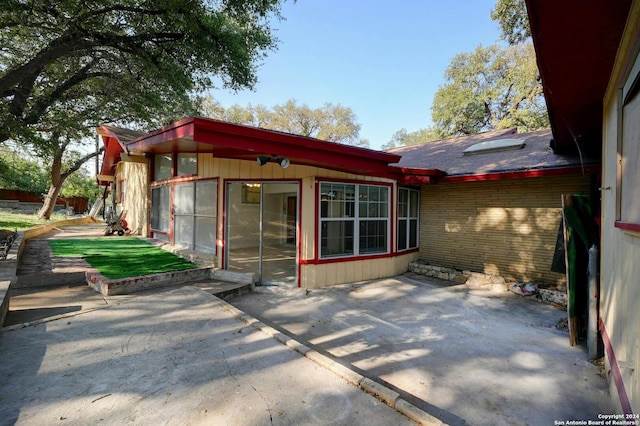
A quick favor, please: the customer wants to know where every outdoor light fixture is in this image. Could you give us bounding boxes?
[257,155,270,166]
[257,155,290,169]
[277,157,290,169]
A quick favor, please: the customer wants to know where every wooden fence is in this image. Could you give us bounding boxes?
[0,189,89,213]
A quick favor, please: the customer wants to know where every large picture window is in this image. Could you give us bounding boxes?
[397,187,419,251]
[320,182,389,258]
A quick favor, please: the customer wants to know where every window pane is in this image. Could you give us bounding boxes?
[154,154,172,181]
[359,220,387,254]
[177,153,197,176]
[398,219,407,251]
[195,216,216,254]
[409,190,419,217]
[151,186,170,231]
[398,188,408,218]
[409,219,418,248]
[321,220,354,257]
[321,183,355,218]
[175,215,194,248]
[195,180,217,216]
[175,183,194,215]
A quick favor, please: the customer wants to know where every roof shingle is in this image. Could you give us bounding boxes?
[388,128,597,177]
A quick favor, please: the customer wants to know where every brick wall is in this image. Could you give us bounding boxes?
[419,174,593,286]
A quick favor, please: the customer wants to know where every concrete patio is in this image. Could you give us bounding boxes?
[0,223,618,425]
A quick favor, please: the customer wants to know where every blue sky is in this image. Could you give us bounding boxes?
[210,1,503,150]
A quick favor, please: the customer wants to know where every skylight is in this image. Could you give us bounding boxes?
[463,138,525,155]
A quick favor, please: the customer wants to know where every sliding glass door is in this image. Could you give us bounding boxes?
[226,182,298,285]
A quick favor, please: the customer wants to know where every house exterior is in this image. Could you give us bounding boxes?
[526,0,639,414]
[97,118,441,288]
[98,118,596,292]
[389,128,599,287]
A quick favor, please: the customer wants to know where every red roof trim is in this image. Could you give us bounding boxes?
[439,164,600,183]
[96,125,128,185]
[388,166,446,185]
[123,117,401,178]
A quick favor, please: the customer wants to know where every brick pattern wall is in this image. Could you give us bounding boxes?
[419,175,593,286]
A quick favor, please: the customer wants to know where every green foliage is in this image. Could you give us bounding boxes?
[202,97,369,146]
[59,168,101,200]
[490,0,531,44]
[1,0,286,218]
[382,127,441,150]
[0,149,49,193]
[0,0,287,145]
[0,146,99,198]
[431,43,548,138]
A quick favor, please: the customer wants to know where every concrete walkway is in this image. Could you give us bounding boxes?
[0,287,417,425]
[228,276,617,426]
[0,225,433,425]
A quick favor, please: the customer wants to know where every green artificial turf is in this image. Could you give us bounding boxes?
[48,237,197,280]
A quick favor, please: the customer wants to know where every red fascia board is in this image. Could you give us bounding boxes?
[439,165,601,183]
[98,135,126,179]
[193,117,400,163]
[124,117,401,177]
[389,166,446,185]
[126,117,196,152]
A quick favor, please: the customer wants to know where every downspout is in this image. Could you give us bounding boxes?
[587,244,601,360]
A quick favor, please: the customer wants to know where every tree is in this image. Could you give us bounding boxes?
[36,135,105,219]
[1,0,286,218]
[203,97,369,147]
[382,127,441,150]
[430,43,548,138]
[491,0,531,44]
[0,147,49,193]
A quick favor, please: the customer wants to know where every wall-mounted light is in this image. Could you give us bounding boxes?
[257,155,290,169]
[277,157,290,169]
[257,155,270,166]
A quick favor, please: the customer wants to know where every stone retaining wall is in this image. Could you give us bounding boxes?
[408,259,567,309]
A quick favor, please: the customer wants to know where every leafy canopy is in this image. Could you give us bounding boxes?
[490,0,531,44]
[0,0,287,144]
[431,43,548,137]
[203,97,369,147]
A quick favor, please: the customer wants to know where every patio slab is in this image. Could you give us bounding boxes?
[0,287,417,425]
[227,274,617,425]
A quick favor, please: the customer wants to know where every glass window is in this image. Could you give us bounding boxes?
[177,153,197,176]
[154,154,172,181]
[320,182,389,258]
[174,180,217,254]
[397,187,419,251]
[151,185,170,232]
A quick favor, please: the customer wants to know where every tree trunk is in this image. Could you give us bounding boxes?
[38,182,65,220]
[37,144,65,220]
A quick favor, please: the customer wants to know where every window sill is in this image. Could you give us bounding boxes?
[614,221,640,235]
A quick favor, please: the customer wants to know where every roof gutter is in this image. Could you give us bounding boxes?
[439,164,601,183]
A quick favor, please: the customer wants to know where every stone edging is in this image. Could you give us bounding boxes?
[408,260,567,309]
